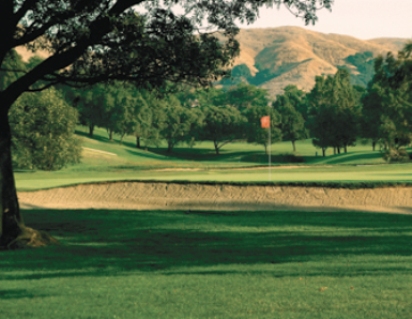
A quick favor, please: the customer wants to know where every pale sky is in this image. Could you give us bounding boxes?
[238,0,412,40]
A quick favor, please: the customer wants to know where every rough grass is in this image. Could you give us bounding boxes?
[1,208,412,319]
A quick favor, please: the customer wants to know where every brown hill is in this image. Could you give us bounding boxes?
[14,26,410,97]
[231,26,410,97]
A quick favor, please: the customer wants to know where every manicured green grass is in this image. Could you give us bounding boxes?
[15,162,412,191]
[1,209,412,318]
[14,126,412,191]
[77,126,386,167]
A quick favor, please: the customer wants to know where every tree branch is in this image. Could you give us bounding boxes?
[2,0,146,109]
[26,81,58,92]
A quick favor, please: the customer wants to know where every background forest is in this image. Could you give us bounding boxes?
[3,37,412,171]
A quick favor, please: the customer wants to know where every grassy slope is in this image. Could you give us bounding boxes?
[1,208,412,319]
[14,126,412,191]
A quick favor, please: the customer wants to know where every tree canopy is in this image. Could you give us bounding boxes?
[0,0,332,247]
[362,45,412,161]
[307,69,360,156]
[272,85,307,152]
[10,88,81,170]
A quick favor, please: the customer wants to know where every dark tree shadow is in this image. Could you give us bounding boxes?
[1,209,411,280]
[0,289,50,299]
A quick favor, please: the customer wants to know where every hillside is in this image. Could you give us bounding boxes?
[14,26,410,97]
[227,26,410,97]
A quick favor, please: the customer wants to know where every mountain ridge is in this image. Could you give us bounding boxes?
[227,26,410,97]
[14,26,410,97]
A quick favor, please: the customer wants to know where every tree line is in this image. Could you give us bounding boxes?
[61,42,412,162]
[5,42,412,171]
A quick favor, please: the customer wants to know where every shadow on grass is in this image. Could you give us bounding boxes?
[125,149,172,161]
[148,147,248,162]
[0,289,50,299]
[1,209,412,279]
[76,130,113,144]
[315,152,382,165]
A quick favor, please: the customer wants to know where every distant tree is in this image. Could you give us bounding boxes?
[244,106,282,154]
[225,83,270,110]
[138,91,171,149]
[9,88,81,170]
[360,83,382,151]
[104,83,144,143]
[176,86,226,109]
[361,45,412,161]
[63,84,106,137]
[273,86,308,152]
[283,85,310,121]
[307,69,360,156]
[158,96,203,153]
[199,105,246,155]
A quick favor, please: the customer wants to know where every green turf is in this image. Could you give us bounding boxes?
[14,126,412,191]
[15,162,412,191]
[76,126,386,167]
[1,208,412,319]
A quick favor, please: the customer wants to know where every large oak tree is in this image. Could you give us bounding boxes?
[0,0,332,248]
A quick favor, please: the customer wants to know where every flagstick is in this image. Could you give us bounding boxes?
[268,119,271,181]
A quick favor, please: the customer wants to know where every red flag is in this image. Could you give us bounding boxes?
[260,116,270,129]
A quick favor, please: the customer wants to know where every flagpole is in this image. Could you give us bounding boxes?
[260,113,271,182]
[268,116,271,181]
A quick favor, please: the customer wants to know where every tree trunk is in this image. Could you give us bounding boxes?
[322,148,326,157]
[333,147,336,155]
[214,141,220,155]
[108,129,113,141]
[0,113,22,247]
[136,136,141,149]
[292,140,296,152]
[337,147,341,154]
[88,124,94,137]
[0,113,57,249]
[344,145,348,153]
[167,141,173,153]
[372,140,376,151]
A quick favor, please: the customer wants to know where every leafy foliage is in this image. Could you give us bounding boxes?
[307,69,361,155]
[362,45,412,161]
[273,85,308,152]
[198,105,246,155]
[156,95,203,153]
[9,89,81,170]
[224,83,270,110]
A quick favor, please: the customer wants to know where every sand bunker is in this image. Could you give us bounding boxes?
[18,182,412,214]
